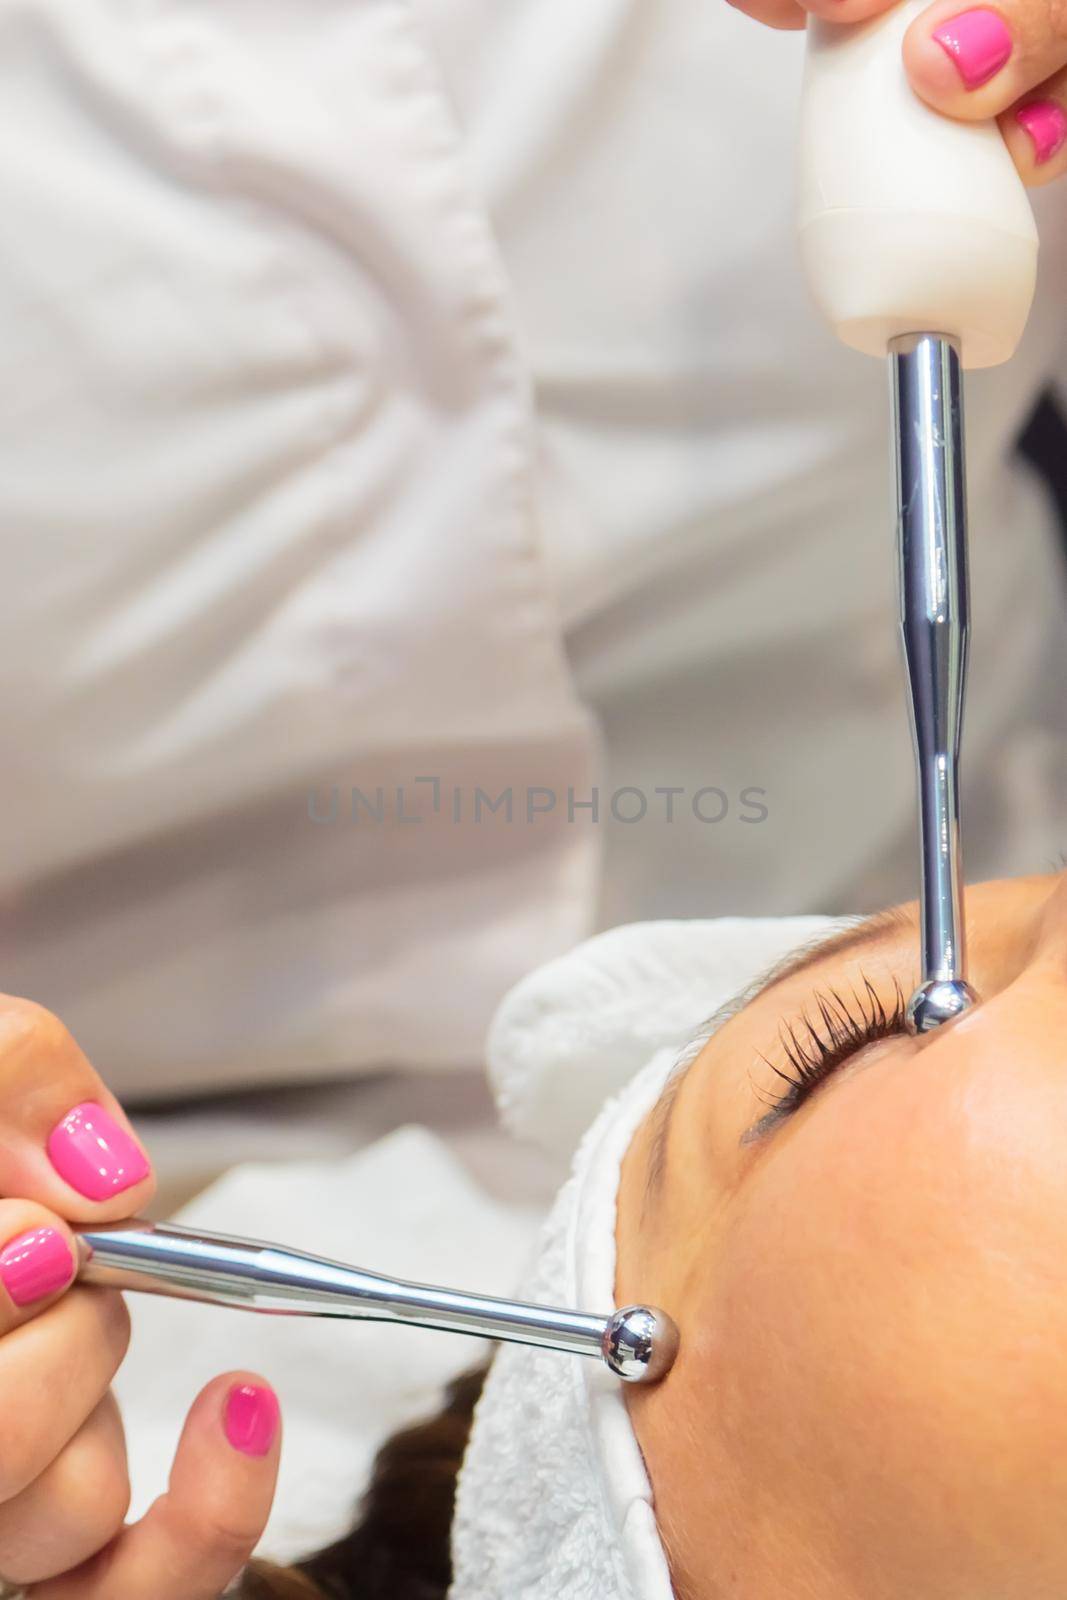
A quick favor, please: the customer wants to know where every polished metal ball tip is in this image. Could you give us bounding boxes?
[905,978,979,1036]
[602,1305,680,1384]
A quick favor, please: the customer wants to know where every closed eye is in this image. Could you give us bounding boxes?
[742,975,908,1143]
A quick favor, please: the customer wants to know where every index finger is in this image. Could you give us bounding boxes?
[0,1200,80,1334]
[0,996,154,1223]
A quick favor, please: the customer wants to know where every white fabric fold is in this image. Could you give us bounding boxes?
[451,1048,678,1600]
[453,912,849,1599]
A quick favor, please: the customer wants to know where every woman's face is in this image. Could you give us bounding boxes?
[616,872,1067,1600]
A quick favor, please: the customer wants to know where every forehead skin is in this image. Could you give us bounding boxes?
[615,874,1067,1600]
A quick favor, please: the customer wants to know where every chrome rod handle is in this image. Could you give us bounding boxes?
[890,333,979,1034]
[76,1220,679,1384]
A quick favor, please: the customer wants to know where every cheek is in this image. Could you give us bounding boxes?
[627,1064,1067,1600]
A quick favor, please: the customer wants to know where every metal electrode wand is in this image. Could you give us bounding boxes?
[891,334,979,1033]
[75,1220,679,1385]
[797,0,1040,1034]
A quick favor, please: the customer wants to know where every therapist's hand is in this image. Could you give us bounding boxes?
[0,994,281,1598]
[731,0,1067,186]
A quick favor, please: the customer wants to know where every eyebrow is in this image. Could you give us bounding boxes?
[643,904,914,1204]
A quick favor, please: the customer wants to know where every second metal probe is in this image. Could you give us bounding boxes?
[890,332,979,1035]
[75,1220,679,1385]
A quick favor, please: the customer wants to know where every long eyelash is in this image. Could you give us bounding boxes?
[746,974,906,1139]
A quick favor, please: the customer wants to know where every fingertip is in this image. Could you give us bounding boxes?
[1001,96,1067,185]
[181,1370,281,1464]
[31,1372,281,1599]
[162,1372,281,1564]
[222,1378,281,1460]
[0,1224,77,1310]
[903,4,1015,118]
[44,1100,155,1220]
[0,1203,79,1321]
[0,996,156,1223]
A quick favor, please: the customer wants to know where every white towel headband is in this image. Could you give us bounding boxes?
[450,914,844,1600]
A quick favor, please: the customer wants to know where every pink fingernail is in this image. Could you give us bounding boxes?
[932,9,1013,88]
[0,1226,75,1306]
[1016,99,1067,164]
[46,1101,150,1200]
[224,1383,280,1457]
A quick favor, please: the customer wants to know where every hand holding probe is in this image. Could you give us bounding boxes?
[797,0,1039,1031]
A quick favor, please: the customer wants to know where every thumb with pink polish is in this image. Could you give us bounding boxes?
[47,1101,151,1203]
[930,8,1013,89]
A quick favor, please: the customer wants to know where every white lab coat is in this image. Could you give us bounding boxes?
[2,0,1066,1097]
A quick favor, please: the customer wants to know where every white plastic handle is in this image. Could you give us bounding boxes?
[798,0,1038,369]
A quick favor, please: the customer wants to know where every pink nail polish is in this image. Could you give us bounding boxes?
[0,1226,75,1307]
[47,1101,150,1200]
[932,9,1013,88]
[224,1383,280,1457]
[1016,99,1067,164]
